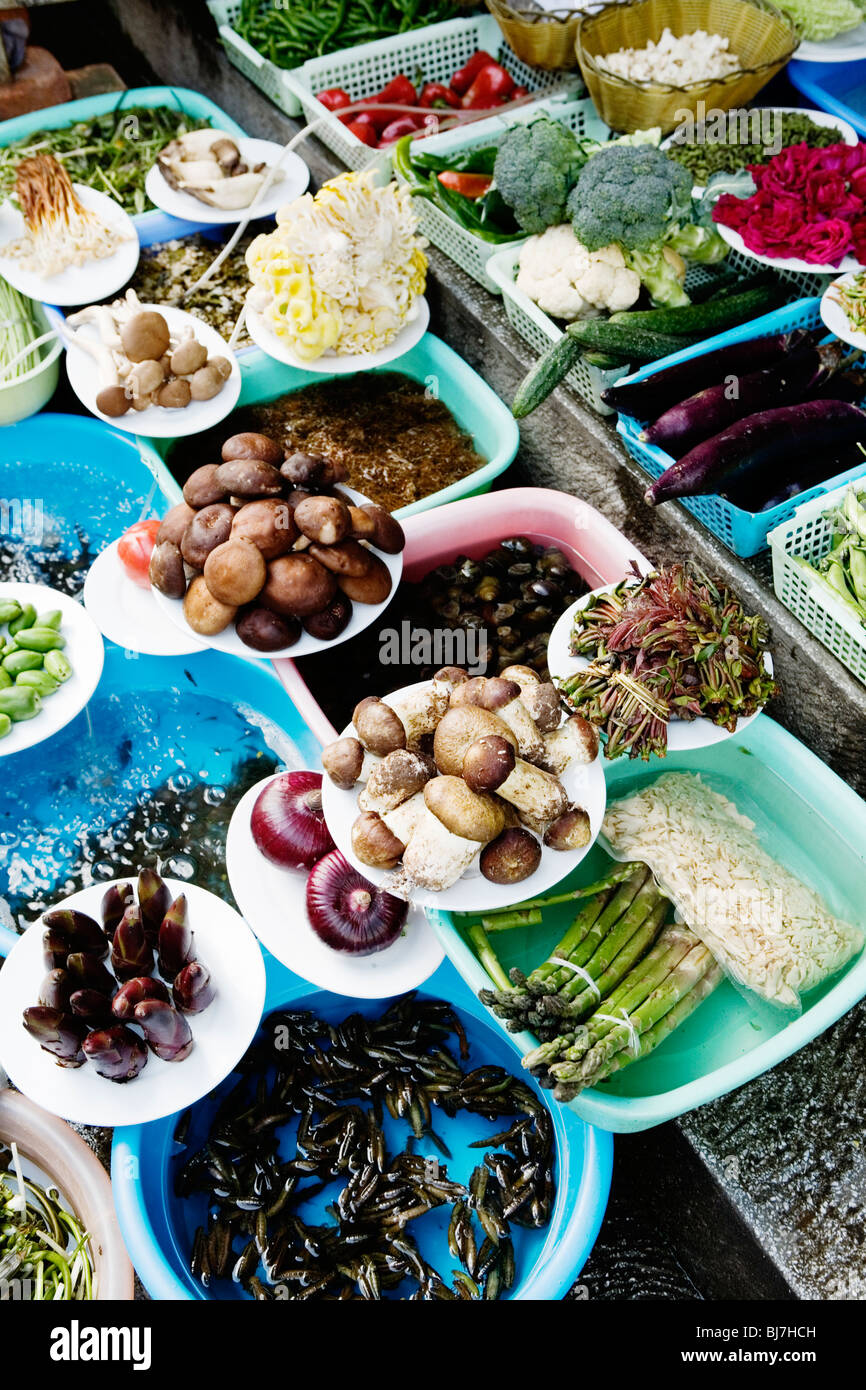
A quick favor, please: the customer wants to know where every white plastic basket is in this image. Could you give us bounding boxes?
[769,484,866,688]
[207,0,303,116]
[488,244,830,416]
[283,14,584,171]
[394,97,609,292]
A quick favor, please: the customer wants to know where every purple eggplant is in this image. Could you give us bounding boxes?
[112,975,171,1022]
[83,1025,148,1082]
[172,961,215,1015]
[134,1000,193,1062]
[641,343,845,458]
[111,905,154,981]
[66,951,115,997]
[602,328,819,419]
[101,882,134,936]
[70,988,116,1027]
[157,895,194,982]
[42,909,108,961]
[38,968,72,1012]
[138,869,171,944]
[22,1007,87,1068]
[645,400,866,507]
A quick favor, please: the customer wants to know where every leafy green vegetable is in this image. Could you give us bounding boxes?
[771,0,863,41]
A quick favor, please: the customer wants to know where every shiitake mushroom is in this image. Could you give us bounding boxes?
[236,606,301,652]
[203,538,266,606]
[215,456,283,498]
[221,432,283,467]
[309,539,371,578]
[337,553,392,605]
[183,464,227,510]
[156,502,196,547]
[303,594,352,641]
[261,553,337,618]
[149,540,186,599]
[180,502,235,569]
[231,498,296,559]
[183,575,237,635]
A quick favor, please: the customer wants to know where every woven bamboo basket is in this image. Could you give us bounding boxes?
[575,0,799,134]
[485,0,584,70]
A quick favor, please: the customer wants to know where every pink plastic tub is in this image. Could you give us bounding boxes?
[273,487,648,744]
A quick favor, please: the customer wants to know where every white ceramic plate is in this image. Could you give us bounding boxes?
[0,582,104,759]
[820,271,866,350]
[547,584,773,753]
[151,483,403,662]
[0,878,266,1127]
[245,295,430,372]
[144,138,310,225]
[65,302,241,437]
[795,26,866,63]
[715,218,863,276]
[321,680,607,912]
[83,541,206,657]
[0,185,139,306]
[663,107,858,192]
[226,775,443,997]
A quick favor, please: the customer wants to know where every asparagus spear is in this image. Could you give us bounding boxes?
[481,862,640,920]
[553,942,716,1086]
[597,962,724,1083]
[527,868,648,996]
[559,923,699,1033]
[547,895,669,1021]
[467,924,512,994]
[545,875,664,1010]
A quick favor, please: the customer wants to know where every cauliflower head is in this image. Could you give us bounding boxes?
[516,224,641,321]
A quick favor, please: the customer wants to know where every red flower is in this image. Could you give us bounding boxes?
[712,191,754,231]
[751,142,820,197]
[742,194,807,257]
[850,218,866,263]
[794,217,853,266]
[804,170,863,222]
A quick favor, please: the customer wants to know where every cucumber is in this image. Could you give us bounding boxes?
[607,285,782,336]
[566,319,704,363]
[512,332,583,419]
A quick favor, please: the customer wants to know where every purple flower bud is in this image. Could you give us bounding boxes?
[22,1007,87,1067]
[83,1026,148,1082]
[134,1000,193,1062]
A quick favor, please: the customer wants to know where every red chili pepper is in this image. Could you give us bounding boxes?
[378,116,425,146]
[316,86,352,112]
[450,50,497,96]
[461,62,515,109]
[418,81,460,109]
[365,73,417,107]
[437,171,494,199]
[344,114,380,147]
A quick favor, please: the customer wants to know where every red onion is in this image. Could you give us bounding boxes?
[251,770,335,869]
[305,850,407,956]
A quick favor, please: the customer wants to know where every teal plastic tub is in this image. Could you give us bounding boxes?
[615,297,866,558]
[137,333,520,519]
[0,86,247,241]
[112,956,612,1300]
[428,715,866,1133]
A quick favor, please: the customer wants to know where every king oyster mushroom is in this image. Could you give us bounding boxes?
[388,777,505,894]
[157,128,282,210]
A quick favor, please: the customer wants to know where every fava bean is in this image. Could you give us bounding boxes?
[14,628,66,653]
[0,600,22,624]
[2,649,43,676]
[16,670,59,696]
[36,609,63,630]
[0,712,10,739]
[0,667,11,690]
[0,687,41,721]
[44,650,72,683]
[8,604,36,635]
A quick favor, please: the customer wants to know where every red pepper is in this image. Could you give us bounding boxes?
[344,114,379,147]
[316,86,352,112]
[364,73,417,107]
[377,115,426,146]
[437,171,493,199]
[511,85,529,100]
[418,81,460,110]
[449,50,497,96]
[461,62,515,109]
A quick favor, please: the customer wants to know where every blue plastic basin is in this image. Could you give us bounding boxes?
[112,957,612,1301]
[0,644,321,956]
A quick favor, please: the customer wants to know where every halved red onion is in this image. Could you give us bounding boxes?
[305,849,407,956]
[251,770,335,869]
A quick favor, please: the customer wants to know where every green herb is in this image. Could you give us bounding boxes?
[0,276,46,380]
[0,1143,94,1300]
[668,110,845,184]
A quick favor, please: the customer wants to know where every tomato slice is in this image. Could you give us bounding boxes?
[437,171,494,199]
[118,519,161,589]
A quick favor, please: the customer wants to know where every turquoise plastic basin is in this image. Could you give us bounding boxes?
[428,715,866,1133]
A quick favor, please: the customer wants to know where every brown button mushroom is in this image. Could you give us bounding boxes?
[359,504,405,555]
[121,310,171,363]
[308,539,371,578]
[543,805,591,851]
[462,734,516,793]
[348,506,377,541]
[359,749,437,814]
[433,706,517,775]
[261,553,337,618]
[157,501,196,547]
[170,338,208,376]
[180,502,235,570]
[157,378,192,410]
[235,606,300,652]
[294,495,351,547]
[480,827,541,885]
[302,594,352,642]
[351,811,405,870]
[204,538,267,606]
[216,457,283,498]
[337,554,392,606]
[221,432,283,467]
[183,464,227,510]
[96,384,130,417]
[352,697,406,756]
[189,358,231,401]
[149,540,186,599]
[231,499,296,559]
[321,736,365,790]
[183,575,237,635]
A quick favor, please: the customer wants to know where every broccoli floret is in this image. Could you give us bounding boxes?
[567,144,693,253]
[493,118,587,235]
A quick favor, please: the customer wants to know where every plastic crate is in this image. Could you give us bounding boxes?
[207,0,303,116]
[769,482,866,687]
[394,97,609,293]
[616,298,866,557]
[0,85,248,241]
[488,244,829,420]
[283,14,585,171]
